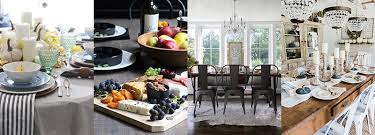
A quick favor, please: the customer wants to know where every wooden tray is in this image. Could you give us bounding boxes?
[94,98,188,132]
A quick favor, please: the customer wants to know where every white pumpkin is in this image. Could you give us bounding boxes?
[0,39,22,62]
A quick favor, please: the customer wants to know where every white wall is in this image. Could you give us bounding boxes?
[188,0,280,22]
[2,0,93,32]
[321,3,375,66]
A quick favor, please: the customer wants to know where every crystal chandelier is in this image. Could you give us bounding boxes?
[323,0,351,29]
[347,0,367,32]
[223,0,245,35]
[281,0,317,23]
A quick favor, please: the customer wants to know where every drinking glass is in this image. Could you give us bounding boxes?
[60,34,76,57]
[38,47,59,74]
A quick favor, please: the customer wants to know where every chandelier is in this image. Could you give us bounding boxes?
[323,0,351,29]
[223,0,245,34]
[281,0,317,23]
[347,0,367,32]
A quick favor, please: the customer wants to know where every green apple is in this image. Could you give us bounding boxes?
[146,37,159,47]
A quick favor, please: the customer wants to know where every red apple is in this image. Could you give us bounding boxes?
[157,26,174,37]
[170,26,181,37]
[161,40,178,50]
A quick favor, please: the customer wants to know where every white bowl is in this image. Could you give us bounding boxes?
[3,61,41,84]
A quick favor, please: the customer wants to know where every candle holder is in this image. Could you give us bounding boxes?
[331,58,341,79]
[320,53,330,82]
[344,52,351,72]
[340,58,345,74]
[311,64,320,86]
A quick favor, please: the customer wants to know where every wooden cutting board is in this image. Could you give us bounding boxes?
[94,98,188,132]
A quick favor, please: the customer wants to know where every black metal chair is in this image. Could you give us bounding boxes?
[192,64,219,117]
[251,64,279,114]
[221,65,248,115]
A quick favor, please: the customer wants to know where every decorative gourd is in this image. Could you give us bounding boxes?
[0,39,22,62]
[36,27,49,49]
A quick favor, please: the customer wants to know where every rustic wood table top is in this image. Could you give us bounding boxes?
[282,72,375,135]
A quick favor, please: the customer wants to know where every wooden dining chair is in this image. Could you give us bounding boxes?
[192,64,219,117]
[221,65,248,115]
[251,64,279,114]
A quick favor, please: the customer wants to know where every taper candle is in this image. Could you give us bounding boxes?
[329,56,334,66]
[313,50,320,64]
[345,42,350,52]
[334,48,340,58]
[322,43,328,54]
[340,50,345,59]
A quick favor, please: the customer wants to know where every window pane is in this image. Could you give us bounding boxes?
[202,29,220,49]
[188,28,196,56]
[203,49,211,64]
[251,27,270,67]
[211,49,220,65]
[275,28,282,67]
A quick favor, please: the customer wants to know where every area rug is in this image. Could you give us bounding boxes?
[188,97,281,127]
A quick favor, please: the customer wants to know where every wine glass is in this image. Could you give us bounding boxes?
[38,47,59,74]
[60,34,77,58]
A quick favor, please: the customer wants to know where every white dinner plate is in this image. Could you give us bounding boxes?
[0,77,55,94]
[94,25,126,39]
[94,50,136,71]
[359,70,375,75]
[341,74,367,84]
[312,87,343,100]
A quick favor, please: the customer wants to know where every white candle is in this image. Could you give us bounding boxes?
[15,23,30,40]
[329,56,334,66]
[340,50,345,59]
[313,50,320,64]
[345,42,350,52]
[322,43,328,54]
[334,48,340,58]
[21,11,33,27]
[22,38,37,61]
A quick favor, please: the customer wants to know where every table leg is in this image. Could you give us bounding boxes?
[273,76,277,114]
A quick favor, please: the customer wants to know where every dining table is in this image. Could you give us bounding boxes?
[281,69,375,135]
[94,18,188,135]
[0,42,94,135]
[188,69,281,103]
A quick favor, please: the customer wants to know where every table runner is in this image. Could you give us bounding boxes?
[0,92,36,135]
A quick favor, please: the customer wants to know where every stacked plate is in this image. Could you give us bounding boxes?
[71,51,94,68]
[0,72,57,95]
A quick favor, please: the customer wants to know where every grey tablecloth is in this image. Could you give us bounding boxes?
[34,78,93,135]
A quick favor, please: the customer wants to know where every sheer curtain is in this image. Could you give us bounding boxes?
[2,0,93,32]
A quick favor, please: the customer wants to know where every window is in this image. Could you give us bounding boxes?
[201,29,220,66]
[188,25,196,57]
[250,25,270,67]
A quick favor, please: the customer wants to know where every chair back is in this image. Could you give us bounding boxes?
[251,64,279,89]
[221,65,247,89]
[192,64,217,90]
[323,84,374,135]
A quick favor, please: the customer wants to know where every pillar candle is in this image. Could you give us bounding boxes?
[322,43,328,54]
[329,56,334,66]
[345,42,350,52]
[34,17,43,25]
[334,48,340,58]
[21,11,33,27]
[313,50,320,64]
[22,38,37,62]
[15,23,30,40]
[340,50,345,59]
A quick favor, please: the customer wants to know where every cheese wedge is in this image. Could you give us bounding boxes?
[118,100,154,116]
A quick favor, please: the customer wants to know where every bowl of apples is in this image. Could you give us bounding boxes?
[137,26,188,67]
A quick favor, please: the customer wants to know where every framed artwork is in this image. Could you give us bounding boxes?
[341,18,374,39]
[227,42,244,65]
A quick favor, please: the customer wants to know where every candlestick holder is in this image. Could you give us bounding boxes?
[340,58,345,74]
[344,52,351,72]
[311,64,320,86]
[331,59,341,79]
[320,53,330,82]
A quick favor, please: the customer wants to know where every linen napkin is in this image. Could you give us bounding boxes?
[0,92,36,135]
